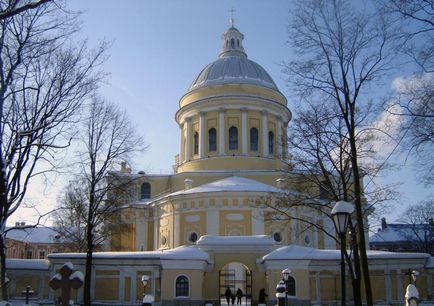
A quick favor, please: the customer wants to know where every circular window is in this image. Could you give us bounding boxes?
[273,232,282,242]
[189,232,198,243]
[161,235,167,246]
[304,234,310,246]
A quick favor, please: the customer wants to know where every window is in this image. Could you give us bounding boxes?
[319,181,330,199]
[141,183,151,199]
[175,275,189,297]
[250,128,258,151]
[273,232,282,242]
[231,38,235,48]
[229,126,238,150]
[39,250,46,259]
[26,250,32,259]
[268,131,274,154]
[285,275,296,296]
[188,232,198,243]
[193,132,199,155]
[208,128,217,152]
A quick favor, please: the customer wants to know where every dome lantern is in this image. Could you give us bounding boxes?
[220,25,246,58]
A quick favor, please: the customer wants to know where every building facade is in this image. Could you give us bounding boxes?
[5,24,434,305]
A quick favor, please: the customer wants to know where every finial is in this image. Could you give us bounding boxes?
[229,8,235,27]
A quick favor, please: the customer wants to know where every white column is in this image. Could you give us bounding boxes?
[179,124,184,163]
[241,108,248,154]
[276,116,283,158]
[218,108,225,155]
[262,110,269,157]
[184,118,191,162]
[199,112,205,158]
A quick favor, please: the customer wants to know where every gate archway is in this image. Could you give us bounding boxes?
[219,262,252,306]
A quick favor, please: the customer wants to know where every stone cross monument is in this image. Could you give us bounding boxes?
[49,262,84,306]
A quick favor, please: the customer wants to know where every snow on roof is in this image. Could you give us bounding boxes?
[370,224,430,243]
[166,176,285,197]
[263,245,431,261]
[6,259,50,270]
[197,235,275,246]
[6,227,58,244]
[49,245,210,261]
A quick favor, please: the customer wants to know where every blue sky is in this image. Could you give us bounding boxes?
[12,1,432,227]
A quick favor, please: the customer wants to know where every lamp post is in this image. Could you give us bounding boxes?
[282,268,292,306]
[331,201,354,306]
[141,275,150,306]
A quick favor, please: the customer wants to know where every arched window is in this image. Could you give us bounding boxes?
[193,132,199,155]
[231,38,235,48]
[208,128,217,152]
[229,126,238,150]
[250,127,258,151]
[141,183,151,199]
[175,275,189,297]
[285,275,296,296]
[237,39,240,47]
[268,131,274,154]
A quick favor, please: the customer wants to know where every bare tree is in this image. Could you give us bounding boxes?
[382,0,434,73]
[380,1,434,185]
[0,0,52,21]
[0,2,106,300]
[76,97,144,306]
[398,200,434,254]
[51,180,90,253]
[282,0,397,304]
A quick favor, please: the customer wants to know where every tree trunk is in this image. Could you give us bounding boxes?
[83,206,94,306]
[349,126,373,306]
[350,223,362,306]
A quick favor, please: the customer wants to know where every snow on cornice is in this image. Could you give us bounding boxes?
[48,245,210,262]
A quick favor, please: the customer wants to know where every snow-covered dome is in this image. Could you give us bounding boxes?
[188,26,279,92]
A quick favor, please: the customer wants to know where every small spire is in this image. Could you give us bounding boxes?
[229,8,235,27]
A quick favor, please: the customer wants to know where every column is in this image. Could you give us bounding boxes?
[218,108,225,155]
[262,110,269,157]
[199,112,205,158]
[241,108,248,154]
[179,124,184,163]
[276,115,283,158]
[184,118,191,162]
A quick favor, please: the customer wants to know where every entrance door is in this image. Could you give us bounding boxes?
[219,262,251,306]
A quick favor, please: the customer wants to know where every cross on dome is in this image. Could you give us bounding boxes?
[229,8,236,27]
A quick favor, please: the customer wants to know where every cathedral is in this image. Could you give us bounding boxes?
[5,23,433,306]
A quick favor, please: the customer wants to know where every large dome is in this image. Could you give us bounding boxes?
[188,56,278,92]
[187,26,279,93]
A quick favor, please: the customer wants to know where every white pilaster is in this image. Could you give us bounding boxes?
[315,272,321,304]
[199,112,205,158]
[184,118,191,162]
[218,109,225,155]
[174,211,180,247]
[241,108,248,154]
[276,116,283,157]
[206,208,219,235]
[251,207,264,235]
[385,269,392,304]
[262,110,269,157]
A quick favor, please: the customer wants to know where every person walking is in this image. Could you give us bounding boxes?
[225,287,232,305]
[258,288,268,304]
[236,288,243,305]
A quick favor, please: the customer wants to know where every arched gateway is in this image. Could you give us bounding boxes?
[219,262,252,306]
